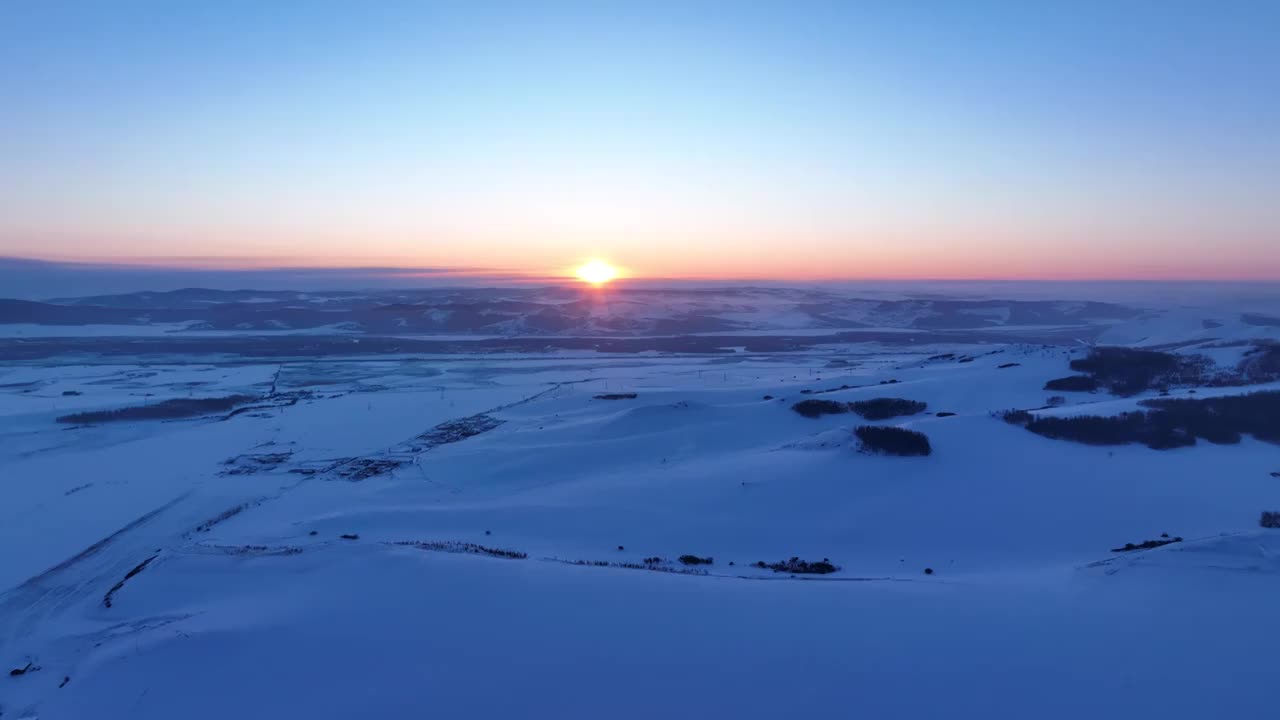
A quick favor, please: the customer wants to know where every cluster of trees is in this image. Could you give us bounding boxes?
[854,425,933,456]
[394,540,528,560]
[1068,347,1210,396]
[678,554,714,566]
[1018,412,1194,449]
[1049,343,1280,398]
[753,557,839,574]
[849,398,928,420]
[569,557,710,575]
[1140,391,1280,444]
[57,394,257,424]
[1044,375,1099,392]
[1002,390,1280,449]
[791,399,850,418]
[1239,344,1280,383]
[1111,535,1182,552]
[792,397,926,420]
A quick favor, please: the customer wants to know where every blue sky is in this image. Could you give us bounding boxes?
[1,1,1277,280]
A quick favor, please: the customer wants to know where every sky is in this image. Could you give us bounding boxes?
[1,0,1277,282]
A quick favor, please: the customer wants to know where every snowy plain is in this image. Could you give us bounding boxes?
[1,297,1279,719]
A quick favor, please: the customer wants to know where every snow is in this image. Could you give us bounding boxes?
[0,322,366,338]
[0,323,201,338]
[1097,307,1280,347]
[2,334,1279,718]
[34,539,1280,720]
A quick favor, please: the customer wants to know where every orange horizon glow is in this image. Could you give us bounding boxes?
[5,201,1277,283]
[4,5,1278,286]
[8,248,1280,284]
[7,206,1278,283]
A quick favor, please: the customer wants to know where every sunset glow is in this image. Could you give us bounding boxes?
[575,260,619,286]
[0,3,1276,282]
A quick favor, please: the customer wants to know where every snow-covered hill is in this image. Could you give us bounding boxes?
[1,287,1146,336]
[2,332,1278,718]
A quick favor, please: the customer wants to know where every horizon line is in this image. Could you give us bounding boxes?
[4,255,1279,285]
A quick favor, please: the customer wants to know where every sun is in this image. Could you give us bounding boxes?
[575,259,618,286]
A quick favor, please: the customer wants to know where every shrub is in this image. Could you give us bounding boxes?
[678,554,713,566]
[1045,396,1066,407]
[102,555,158,608]
[755,557,839,574]
[335,458,406,481]
[791,399,849,418]
[593,393,637,400]
[849,397,927,420]
[1261,512,1280,529]
[395,540,528,560]
[1111,536,1182,552]
[854,425,932,456]
[1044,375,1098,392]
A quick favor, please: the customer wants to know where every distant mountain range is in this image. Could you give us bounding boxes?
[0,287,1145,336]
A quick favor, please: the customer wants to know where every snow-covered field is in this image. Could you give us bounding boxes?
[2,336,1278,718]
